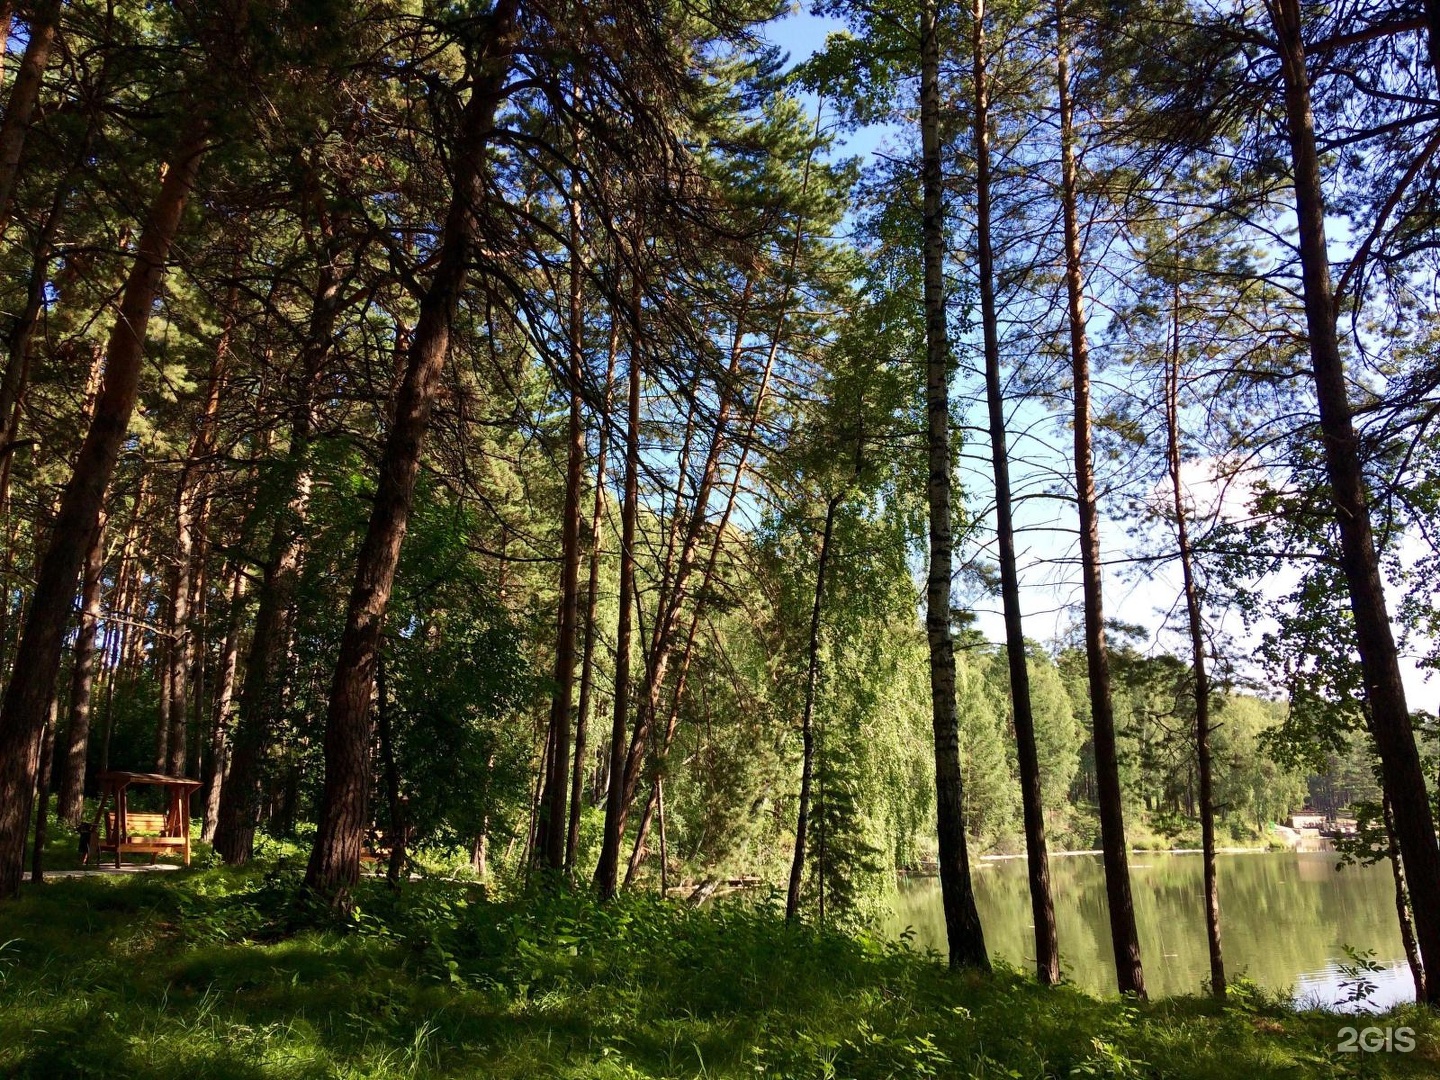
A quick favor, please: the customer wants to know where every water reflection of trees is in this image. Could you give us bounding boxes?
[890,853,1405,1001]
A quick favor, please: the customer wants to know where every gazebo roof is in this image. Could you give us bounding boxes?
[97,771,201,788]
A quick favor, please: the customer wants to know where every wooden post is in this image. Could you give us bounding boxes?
[174,783,191,866]
[88,786,109,866]
[115,779,126,868]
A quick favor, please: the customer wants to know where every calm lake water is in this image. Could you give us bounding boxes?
[890,852,1416,1010]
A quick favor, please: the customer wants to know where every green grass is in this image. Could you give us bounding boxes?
[0,867,1435,1079]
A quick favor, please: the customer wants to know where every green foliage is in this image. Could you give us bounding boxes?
[955,643,1021,851]
[385,492,536,850]
[1211,696,1309,835]
[3,872,1437,1078]
[1335,946,1385,1010]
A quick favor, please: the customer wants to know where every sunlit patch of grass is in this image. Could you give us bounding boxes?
[1,870,1436,1078]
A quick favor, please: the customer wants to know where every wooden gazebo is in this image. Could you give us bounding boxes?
[85,771,200,867]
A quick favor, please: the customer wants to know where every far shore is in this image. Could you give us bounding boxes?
[976,846,1285,861]
[899,844,1326,873]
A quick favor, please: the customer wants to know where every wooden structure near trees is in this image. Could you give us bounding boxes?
[86,771,199,867]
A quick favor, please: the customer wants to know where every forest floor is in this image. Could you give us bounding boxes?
[1,865,1436,1079]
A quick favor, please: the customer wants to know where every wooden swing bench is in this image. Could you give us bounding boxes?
[84,771,200,867]
[360,827,408,871]
[360,839,392,867]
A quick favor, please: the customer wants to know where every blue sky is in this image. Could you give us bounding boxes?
[752,5,1248,678]
[752,4,1440,710]
[760,5,896,163]
[762,5,847,75]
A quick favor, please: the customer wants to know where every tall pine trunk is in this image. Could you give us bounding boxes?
[304,1,521,902]
[55,518,107,825]
[568,325,617,870]
[537,157,587,871]
[213,261,340,863]
[920,0,988,971]
[97,474,147,776]
[1271,0,1440,1005]
[201,563,246,842]
[162,305,232,777]
[0,126,206,899]
[610,288,753,836]
[786,494,838,920]
[595,284,643,899]
[1164,286,1224,998]
[28,699,56,883]
[1055,3,1144,997]
[0,0,58,240]
[1382,792,1426,1000]
[974,0,1057,986]
[375,655,407,886]
[0,5,13,90]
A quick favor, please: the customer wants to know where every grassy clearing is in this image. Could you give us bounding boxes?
[0,868,1434,1079]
